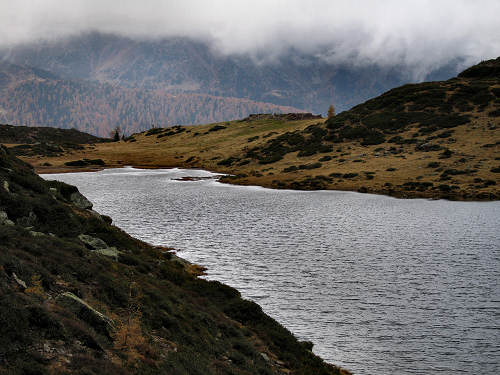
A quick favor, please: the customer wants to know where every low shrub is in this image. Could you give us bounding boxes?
[342,173,358,178]
[298,163,322,170]
[208,125,227,132]
[283,166,298,173]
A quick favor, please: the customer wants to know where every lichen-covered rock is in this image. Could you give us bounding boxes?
[78,234,108,250]
[78,234,121,260]
[94,247,120,261]
[70,191,93,209]
[0,210,14,226]
[56,292,114,336]
[12,272,27,289]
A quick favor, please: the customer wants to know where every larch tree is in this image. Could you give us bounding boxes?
[327,104,336,119]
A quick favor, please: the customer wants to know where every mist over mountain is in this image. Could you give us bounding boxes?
[0,60,302,137]
[0,32,462,131]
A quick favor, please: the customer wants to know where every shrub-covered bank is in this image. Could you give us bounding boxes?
[0,145,347,375]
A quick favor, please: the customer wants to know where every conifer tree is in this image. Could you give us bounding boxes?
[327,104,336,119]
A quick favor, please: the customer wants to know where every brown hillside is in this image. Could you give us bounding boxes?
[0,62,303,137]
[8,58,500,200]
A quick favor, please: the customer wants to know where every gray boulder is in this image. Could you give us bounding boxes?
[78,234,121,260]
[0,210,14,226]
[78,234,108,250]
[94,247,120,261]
[70,191,93,210]
[56,292,115,336]
[12,272,27,289]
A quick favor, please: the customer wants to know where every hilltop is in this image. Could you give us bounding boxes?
[0,124,102,145]
[0,145,347,374]
[0,123,106,159]
[18,58,500,201]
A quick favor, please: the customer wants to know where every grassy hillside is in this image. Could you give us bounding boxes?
[0,145,347,374]
[20,58,500,201]
[0,124,102,145]
[0,124,106,158]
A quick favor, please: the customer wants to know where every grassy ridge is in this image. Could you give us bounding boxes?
[6,58,500,200]
[0,124,106,158]
[0,145,345,374]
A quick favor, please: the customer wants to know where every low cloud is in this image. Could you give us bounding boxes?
[2,0,500,77]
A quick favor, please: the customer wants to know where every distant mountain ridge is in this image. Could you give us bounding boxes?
[0,62,301,137]
[1,32,461,114]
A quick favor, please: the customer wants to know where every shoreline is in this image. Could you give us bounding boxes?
[35,163,498,202]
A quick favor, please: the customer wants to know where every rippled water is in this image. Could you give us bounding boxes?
[44,167,500,375]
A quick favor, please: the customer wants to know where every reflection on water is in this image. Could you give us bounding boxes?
[44,167,500,375]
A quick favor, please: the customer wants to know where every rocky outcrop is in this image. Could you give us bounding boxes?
[78,234,120,260]
[78,234,108,250]
[12,272,27,289]
[0,210,14,225]
[56,292,114,337]
[70,191,93,210]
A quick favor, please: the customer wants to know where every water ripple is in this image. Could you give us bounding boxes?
[44,168,500,375]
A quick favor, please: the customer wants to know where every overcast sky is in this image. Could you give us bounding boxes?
[2,0,499,76]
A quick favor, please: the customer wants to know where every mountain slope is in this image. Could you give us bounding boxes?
[0,145,347,374]
[21,58,499,201]
[1,32,460,115]
[0,62,301,137]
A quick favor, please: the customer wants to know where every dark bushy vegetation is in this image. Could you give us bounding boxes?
[208,125,227,132]
[0,145,342,375]
[145,127,165,136]
[156,125,186,138]
[239,58,500,168]
[0,124,103,145]
[64,159,105,167]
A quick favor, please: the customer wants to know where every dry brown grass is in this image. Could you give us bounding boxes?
[22,115,500,200]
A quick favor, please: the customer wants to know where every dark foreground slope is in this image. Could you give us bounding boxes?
[0,146,346,375]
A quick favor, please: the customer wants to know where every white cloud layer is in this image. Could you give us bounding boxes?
[2,0,500,75]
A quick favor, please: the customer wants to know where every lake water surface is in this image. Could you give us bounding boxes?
[44,167,500,375]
